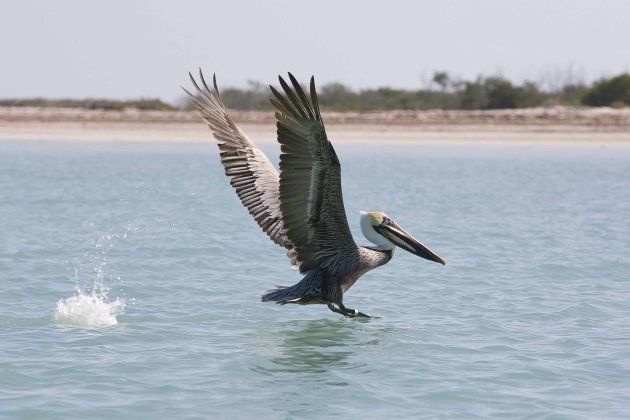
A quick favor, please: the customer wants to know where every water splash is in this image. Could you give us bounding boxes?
[54,287,125,327]
[55,225,135,328]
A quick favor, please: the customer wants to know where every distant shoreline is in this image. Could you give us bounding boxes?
[1,106,629,145]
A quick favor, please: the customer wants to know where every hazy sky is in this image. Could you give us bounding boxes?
[2,0,629,103]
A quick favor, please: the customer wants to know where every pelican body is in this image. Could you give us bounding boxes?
[186,71,445,318]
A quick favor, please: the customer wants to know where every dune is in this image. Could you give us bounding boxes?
[0,106,629,145]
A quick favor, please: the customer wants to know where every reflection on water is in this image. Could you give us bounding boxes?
[253,318,389,376]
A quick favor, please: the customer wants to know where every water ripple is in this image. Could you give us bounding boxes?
[1,143,628,418]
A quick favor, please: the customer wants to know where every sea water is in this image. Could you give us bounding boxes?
[0,140,628,418]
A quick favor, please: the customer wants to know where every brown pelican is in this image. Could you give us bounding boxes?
[185,71,445,318]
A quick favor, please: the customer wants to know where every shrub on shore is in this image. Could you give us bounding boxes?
[0,98,177,112]
[2,73,629,112]
[582,74,630,107]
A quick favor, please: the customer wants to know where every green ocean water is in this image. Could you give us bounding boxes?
[1,141,628,418]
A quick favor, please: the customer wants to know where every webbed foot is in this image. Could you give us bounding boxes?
[327,303,372,318]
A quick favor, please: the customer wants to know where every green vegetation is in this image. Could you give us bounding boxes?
[582,74,630,107]
[210,72,629,111]
[0,98,177,111]
[2,73,629,112]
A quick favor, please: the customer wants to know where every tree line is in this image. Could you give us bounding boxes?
[214,72,630,111]
[0,98,178,112]
[2,72,629,112]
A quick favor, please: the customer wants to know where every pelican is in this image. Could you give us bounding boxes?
[185,71,445,318]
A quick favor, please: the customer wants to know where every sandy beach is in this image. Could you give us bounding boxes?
[1,106,629,145]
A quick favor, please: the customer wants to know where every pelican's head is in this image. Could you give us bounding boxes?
[360,211,446,265]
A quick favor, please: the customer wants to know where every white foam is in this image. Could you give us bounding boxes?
[55,225,136,328]
[55,288,125,327]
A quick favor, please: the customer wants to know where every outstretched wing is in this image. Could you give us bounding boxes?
[271,73,356,273]
[184,70,296,260]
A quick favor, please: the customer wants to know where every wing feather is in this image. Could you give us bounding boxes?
[185,70,296,264]
[271,73,356,273]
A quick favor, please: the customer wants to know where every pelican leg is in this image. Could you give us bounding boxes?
[339,303,372,318]
[327,303,346,316]
[338,303,371,318]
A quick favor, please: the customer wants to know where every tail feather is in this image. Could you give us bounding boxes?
[260,285,300,304]
[260,270,326,304]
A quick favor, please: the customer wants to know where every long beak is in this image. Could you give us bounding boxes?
[375,221,446,265]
